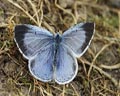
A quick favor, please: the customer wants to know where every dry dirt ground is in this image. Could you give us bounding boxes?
[0,0,120,96]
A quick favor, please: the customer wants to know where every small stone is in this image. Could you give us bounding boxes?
[58,0,74,8]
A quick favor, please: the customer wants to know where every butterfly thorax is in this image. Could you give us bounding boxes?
[54,33,62,48]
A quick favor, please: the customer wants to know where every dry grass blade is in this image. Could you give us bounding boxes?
[119,11,120,36]
[7,0,38,25]
[79,58,119,88]
[27,0,40,26]
[39,0,43,26]
[70,84,79,96]
[88,43,114,77]
[55,0,77,25]
[0,24,8,28]
[100,63,120,70]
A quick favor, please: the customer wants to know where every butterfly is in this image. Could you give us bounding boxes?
[14,23,95,84]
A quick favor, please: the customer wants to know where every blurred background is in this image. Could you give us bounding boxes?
[0,0,120,96]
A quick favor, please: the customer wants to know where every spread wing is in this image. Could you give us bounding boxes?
[28,44,54,82]
[62,23,95,57]
[14,24,54,59]
[14,24,55,82]
[55,44,78,84]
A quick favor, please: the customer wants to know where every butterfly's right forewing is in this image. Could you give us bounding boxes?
[14,24,54,59]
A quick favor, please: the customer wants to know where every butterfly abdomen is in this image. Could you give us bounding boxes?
[53,33,62,66]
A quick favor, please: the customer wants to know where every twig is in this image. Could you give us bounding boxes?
[88,43,113,77]
[27,0,40,26]
[78,59,119,87]
[100,63,120,70]
[7,0,38,25]
[55,0,77,25]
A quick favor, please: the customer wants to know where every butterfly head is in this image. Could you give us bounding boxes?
[54,33,62,46]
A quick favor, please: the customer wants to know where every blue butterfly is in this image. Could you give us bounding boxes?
[14,23,95,84]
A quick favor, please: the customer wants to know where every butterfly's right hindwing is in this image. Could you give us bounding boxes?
[28,44,54,82]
